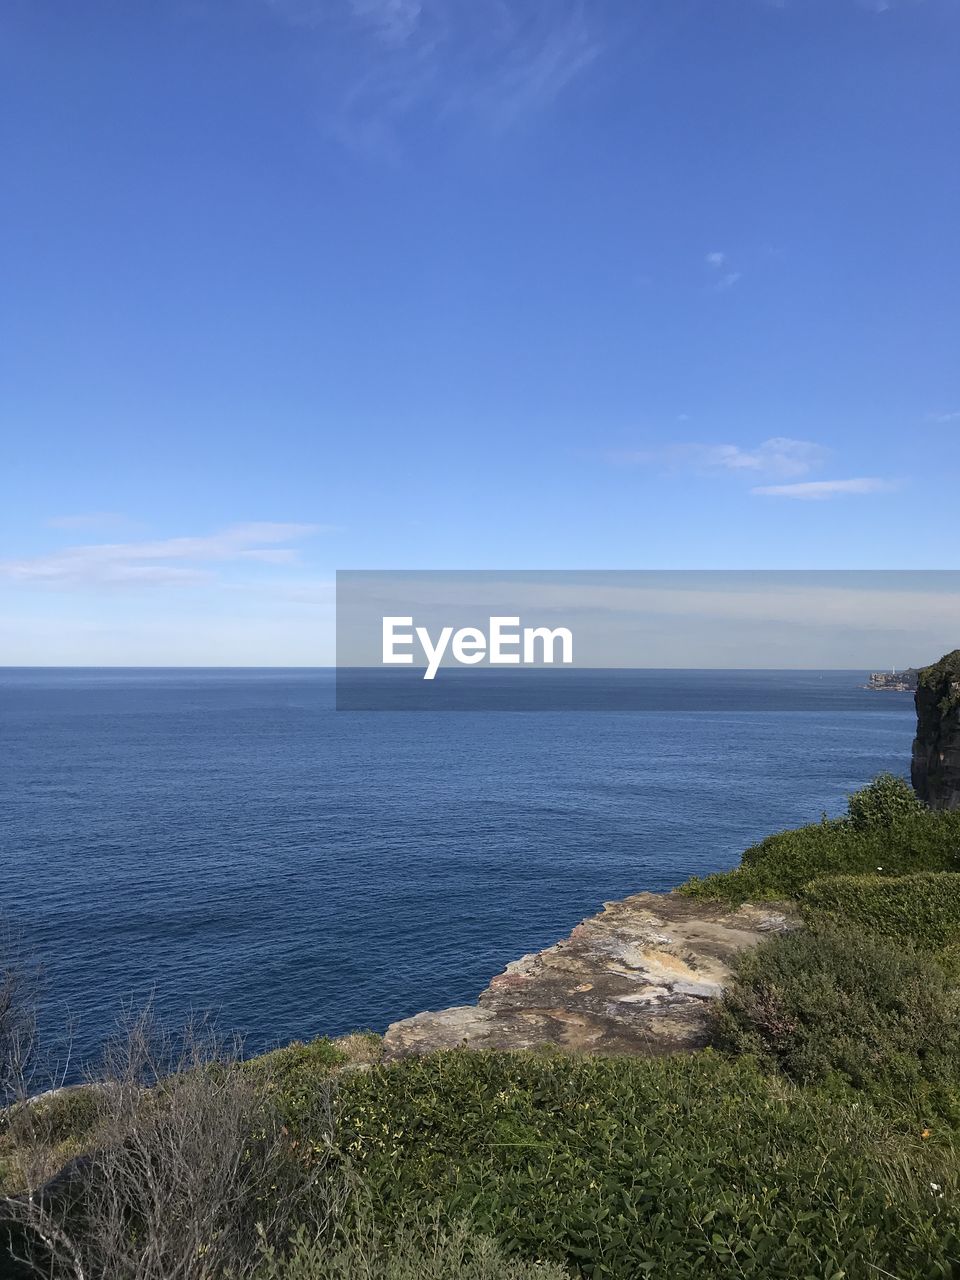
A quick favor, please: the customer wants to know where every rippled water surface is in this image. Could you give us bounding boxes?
[1,668,916,1066]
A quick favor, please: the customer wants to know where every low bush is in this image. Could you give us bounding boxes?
[244,1036,347,1136]
[243,1034,383,1146]
[0,1086,103,1207]
[1,1017,343,1280]
[257,1217,571,1280]
[846,772,925,829]
[333,1049,960,1279]
[681,806,960,905]
[711,925,960,1109]
[799,871,960,951]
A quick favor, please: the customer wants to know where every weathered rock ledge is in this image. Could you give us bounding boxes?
[384,892,796,1060]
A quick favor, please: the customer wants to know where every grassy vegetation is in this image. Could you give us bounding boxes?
[7,772,960,1277]
[799,870,960,950]
[256,1217,572,1280]
[331,1049,960,1279]
[680,778,960,907]
[9,1038,959,1279]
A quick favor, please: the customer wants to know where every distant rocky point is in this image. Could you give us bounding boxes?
[867,668,919,691]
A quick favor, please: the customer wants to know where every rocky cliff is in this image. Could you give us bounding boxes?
[912,649,960,811]
[384,892,795,1059]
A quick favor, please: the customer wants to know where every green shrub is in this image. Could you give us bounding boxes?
[681,807,960,905]
[257,1217,571,1280]
[4,1085,102,1150]
[712,925,960,1107]
[0,1087,104,1200]
[329,1049,960,1280]
[245,1037,347,1134]
[846,773,925,829]
[247,1036,347,1081]
[800,872,960,951]
[918,649,960,713]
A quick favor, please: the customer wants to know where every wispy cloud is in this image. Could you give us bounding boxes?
[264,0,604,151]
[350,0,424,45]
[705,249,742,290]
[766,0,917,11]
[751,478,895,500]
[1,522,325,587]
[927,410,960,424]
[614,439,899,499]
[618,437,829,480]
[466,11,601,130]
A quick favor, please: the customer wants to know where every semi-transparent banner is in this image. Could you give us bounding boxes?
[335,570,960,711]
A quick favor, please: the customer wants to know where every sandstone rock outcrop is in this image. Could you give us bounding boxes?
[384,891,795,1059]
[912,650,960,811]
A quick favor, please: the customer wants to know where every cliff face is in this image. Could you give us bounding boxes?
[912,650,960,811]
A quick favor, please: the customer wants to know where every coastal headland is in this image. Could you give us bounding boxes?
[385,893,794,1058]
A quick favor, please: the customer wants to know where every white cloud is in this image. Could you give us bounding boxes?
[704,251,741,290]
[1,522,325,587]
[751,478,894,500]
[616,439,898,499]
[620,437,829,480]
[712,438,828,476]
[927,410,960,424]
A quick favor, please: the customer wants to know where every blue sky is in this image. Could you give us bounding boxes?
[1,0,958,664]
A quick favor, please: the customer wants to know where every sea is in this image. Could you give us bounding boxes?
[0,667,917,1074]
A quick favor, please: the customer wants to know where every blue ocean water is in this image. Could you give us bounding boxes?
[1,668,917,1070]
